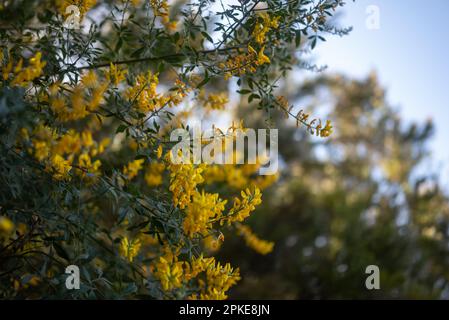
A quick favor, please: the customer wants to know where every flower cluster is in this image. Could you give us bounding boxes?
[119,236,142,262]
[107,63,128,87]
[277,97,334,138]
[223,187,262,225]
[1,52,45,87]
[26,125,108,180]
[189,255,241,300]
[125,73,189,113]
[123,159,145,180]
[183,190,227,238]
[0,216,14,239]
[251,12,280,45]
[219,45,271,80]
[145,162,166,187]
[153,248,185,291]
[125,71,164,113]
[236,224,274,255]
[153,248,240,299]
[150,0,177,31]
[57,0,97,17]
[48,71,108,122]
[198,91,229,110]
[168,162,205,209]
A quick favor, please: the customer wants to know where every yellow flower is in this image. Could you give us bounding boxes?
[48,154,72,180]
[248,45,257,56]
[7,52,46,87]
[200,91,229,110]
[34,140,51,161]
[81,70,98,88]
[107,63,127,87]
[125,72,163,112]
[167,78,190,107]
[257,46,270,65]
[319,120,333,137]
[78,153,101,177]
[150,0,169,23]
[219,46,261,79]
[0,216,14,234]
[145,162,165,187]
[81,130,94,148]
[97,138,111,154]
[154,253,184,291]
[49,78,106,122]
[184,254,215,281]
[123,159,145,180]
[51,130,81,157]
[57,0,97,17]
[198,259,240,300]
[156,145,163,159]
[251,12,280,44]
[87,81,108,112]
[71,86,89,119]
[224,187,262,225]
[119,237,141,262]
[168,162,205,209]
[183,190,227,238]
[152,249,240,299]
[236,224,274,255]
[203,234,224,252]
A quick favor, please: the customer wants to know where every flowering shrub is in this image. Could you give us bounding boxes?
[0,0,348,299]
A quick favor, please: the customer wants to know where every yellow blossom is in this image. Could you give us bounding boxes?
[48,154,72,180]
[224,187,262,225]
[219,46,260,79]
[319,119,333,137]
[203,234,224,252]
[119,236,141,262]
[150,0,168,19]
[94,138,111,156]
[236,224,274,255]
[154,251,185,291]
[0,216,14,234]
[107,63,127,87]
[123,159,145,180]
[57,0,97,17]
[256,46,270,65]
[125,72,164,112]
[156,145,163,159]
[183,190,227,238]
[145,162,165,187]
[200,91,229,110]
[196,259,240,300]
[5,52,46,87]
[87,81,108,111]
[81,130,94,148]
[78,153,101,177]
[251,12,280,44]
[168,162,205,209]
[81,70,98,88]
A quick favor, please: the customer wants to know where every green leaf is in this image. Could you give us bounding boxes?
[116,124,127,133]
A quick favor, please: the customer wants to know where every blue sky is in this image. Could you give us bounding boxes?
[314,0,449,187]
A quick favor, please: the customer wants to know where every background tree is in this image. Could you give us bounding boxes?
[221,72,449,299]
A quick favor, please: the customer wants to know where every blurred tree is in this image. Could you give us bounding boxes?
[221,72,449,299]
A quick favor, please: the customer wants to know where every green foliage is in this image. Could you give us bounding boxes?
[0,0,352,299]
